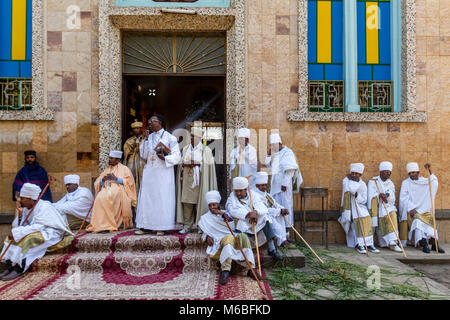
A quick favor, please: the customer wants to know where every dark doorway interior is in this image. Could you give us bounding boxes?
[122,75,228,202]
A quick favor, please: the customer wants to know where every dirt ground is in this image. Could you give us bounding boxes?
[406,263,450,289]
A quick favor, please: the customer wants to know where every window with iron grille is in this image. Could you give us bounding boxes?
[307,0,344,112]
[0,78,32,111]
[358,81,392,112]
[0,0,32,111]
[357,0,392,112]
[308,81,344,112]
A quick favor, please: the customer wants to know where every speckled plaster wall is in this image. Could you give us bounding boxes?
[97,0,245,170]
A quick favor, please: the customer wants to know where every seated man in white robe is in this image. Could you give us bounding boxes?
[252,171,293,248]
[367,161,402,252]
[53,174,94,231]
[225,177,283,261]
[0,183,74,281]
[338,163,379,254]
[399,162,444,253]
[265,133,303,234]
[198,191,258,286]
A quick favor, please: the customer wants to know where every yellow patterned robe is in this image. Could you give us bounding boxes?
[123,135,145,194]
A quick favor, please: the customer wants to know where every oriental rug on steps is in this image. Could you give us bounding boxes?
[0,230,272,300]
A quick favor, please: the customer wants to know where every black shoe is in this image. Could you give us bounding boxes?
[219,271,230,285]
[355,245,367,254]
[247,268,263,281]
[0,260,13,279]
[367,245,380,253]
[268,249,283,261]
[1,264,24,281]
[419,238,430,253]
[430,239,445,253]
[1,270,24,281]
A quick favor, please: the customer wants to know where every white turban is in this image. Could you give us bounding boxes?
[350,163,364,174]
[237,128,250,139]
[191,127,203,138]
[233,177,248,190]
[109,150,123,159]
[406,162,419,173]
[20,183,41,200]
[205,190,221,205]
[269,133,282,144]
[64,174,80,185]
[254,172,269,185]
[379,161,393,172]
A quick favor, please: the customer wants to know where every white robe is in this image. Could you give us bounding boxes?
[399,174,438,246]
[136,128,181,231]
[338,177,373,248]
[229,144,258,188]
[266,146,303,227]
[225,190,269,246]
[252,188,287,246]
[198,211,255,266]
[1,200,73,271]
[53,186,94,222]
[367,176,398,247]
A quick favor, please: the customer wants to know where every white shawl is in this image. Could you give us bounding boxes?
[53,186,94,221]
[12,200,74,243]
[266,146,303,195]
[182,142,203,188]
[225,190,269,234]
[198,211,255,266]
[399,174,438,222]
[338,177,370,233]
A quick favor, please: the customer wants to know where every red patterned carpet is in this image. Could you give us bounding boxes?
[0,230,272,300]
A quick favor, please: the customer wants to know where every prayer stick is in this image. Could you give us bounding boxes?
[282,215,324,264]
[372,179,407,258]
[222,218,268,299]
[76,201,94,236]
[426,167,438,253]
[353,195,369,256]
[244,174,262,278]
[265,195,324,264]
[253,224,262,277]
[0,183,49,260]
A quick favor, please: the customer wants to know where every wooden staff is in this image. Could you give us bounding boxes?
[0,183,50,260]
[221,214,268,299]
[372,179,407,258]
[76,201,94,236]
[426,165,438,253]
[76,178,105,236]
[265,195,324,264]
[353,195,369,256]
[244,174,262,278]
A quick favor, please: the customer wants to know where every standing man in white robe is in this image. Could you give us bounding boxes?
[399,163,444,253]
[367,162,402,252]
[225,177,283,261]
[338,163,379,254]
[229,128,258,188]
[176,127,217,234]
[265,133,303,230]
[252,172,293,248]
[135,115,181,236]
[53,174,94,231]
[198,191,258,285]
[0,183,74,280]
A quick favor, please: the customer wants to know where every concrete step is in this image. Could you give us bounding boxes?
[262,248,306,269]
